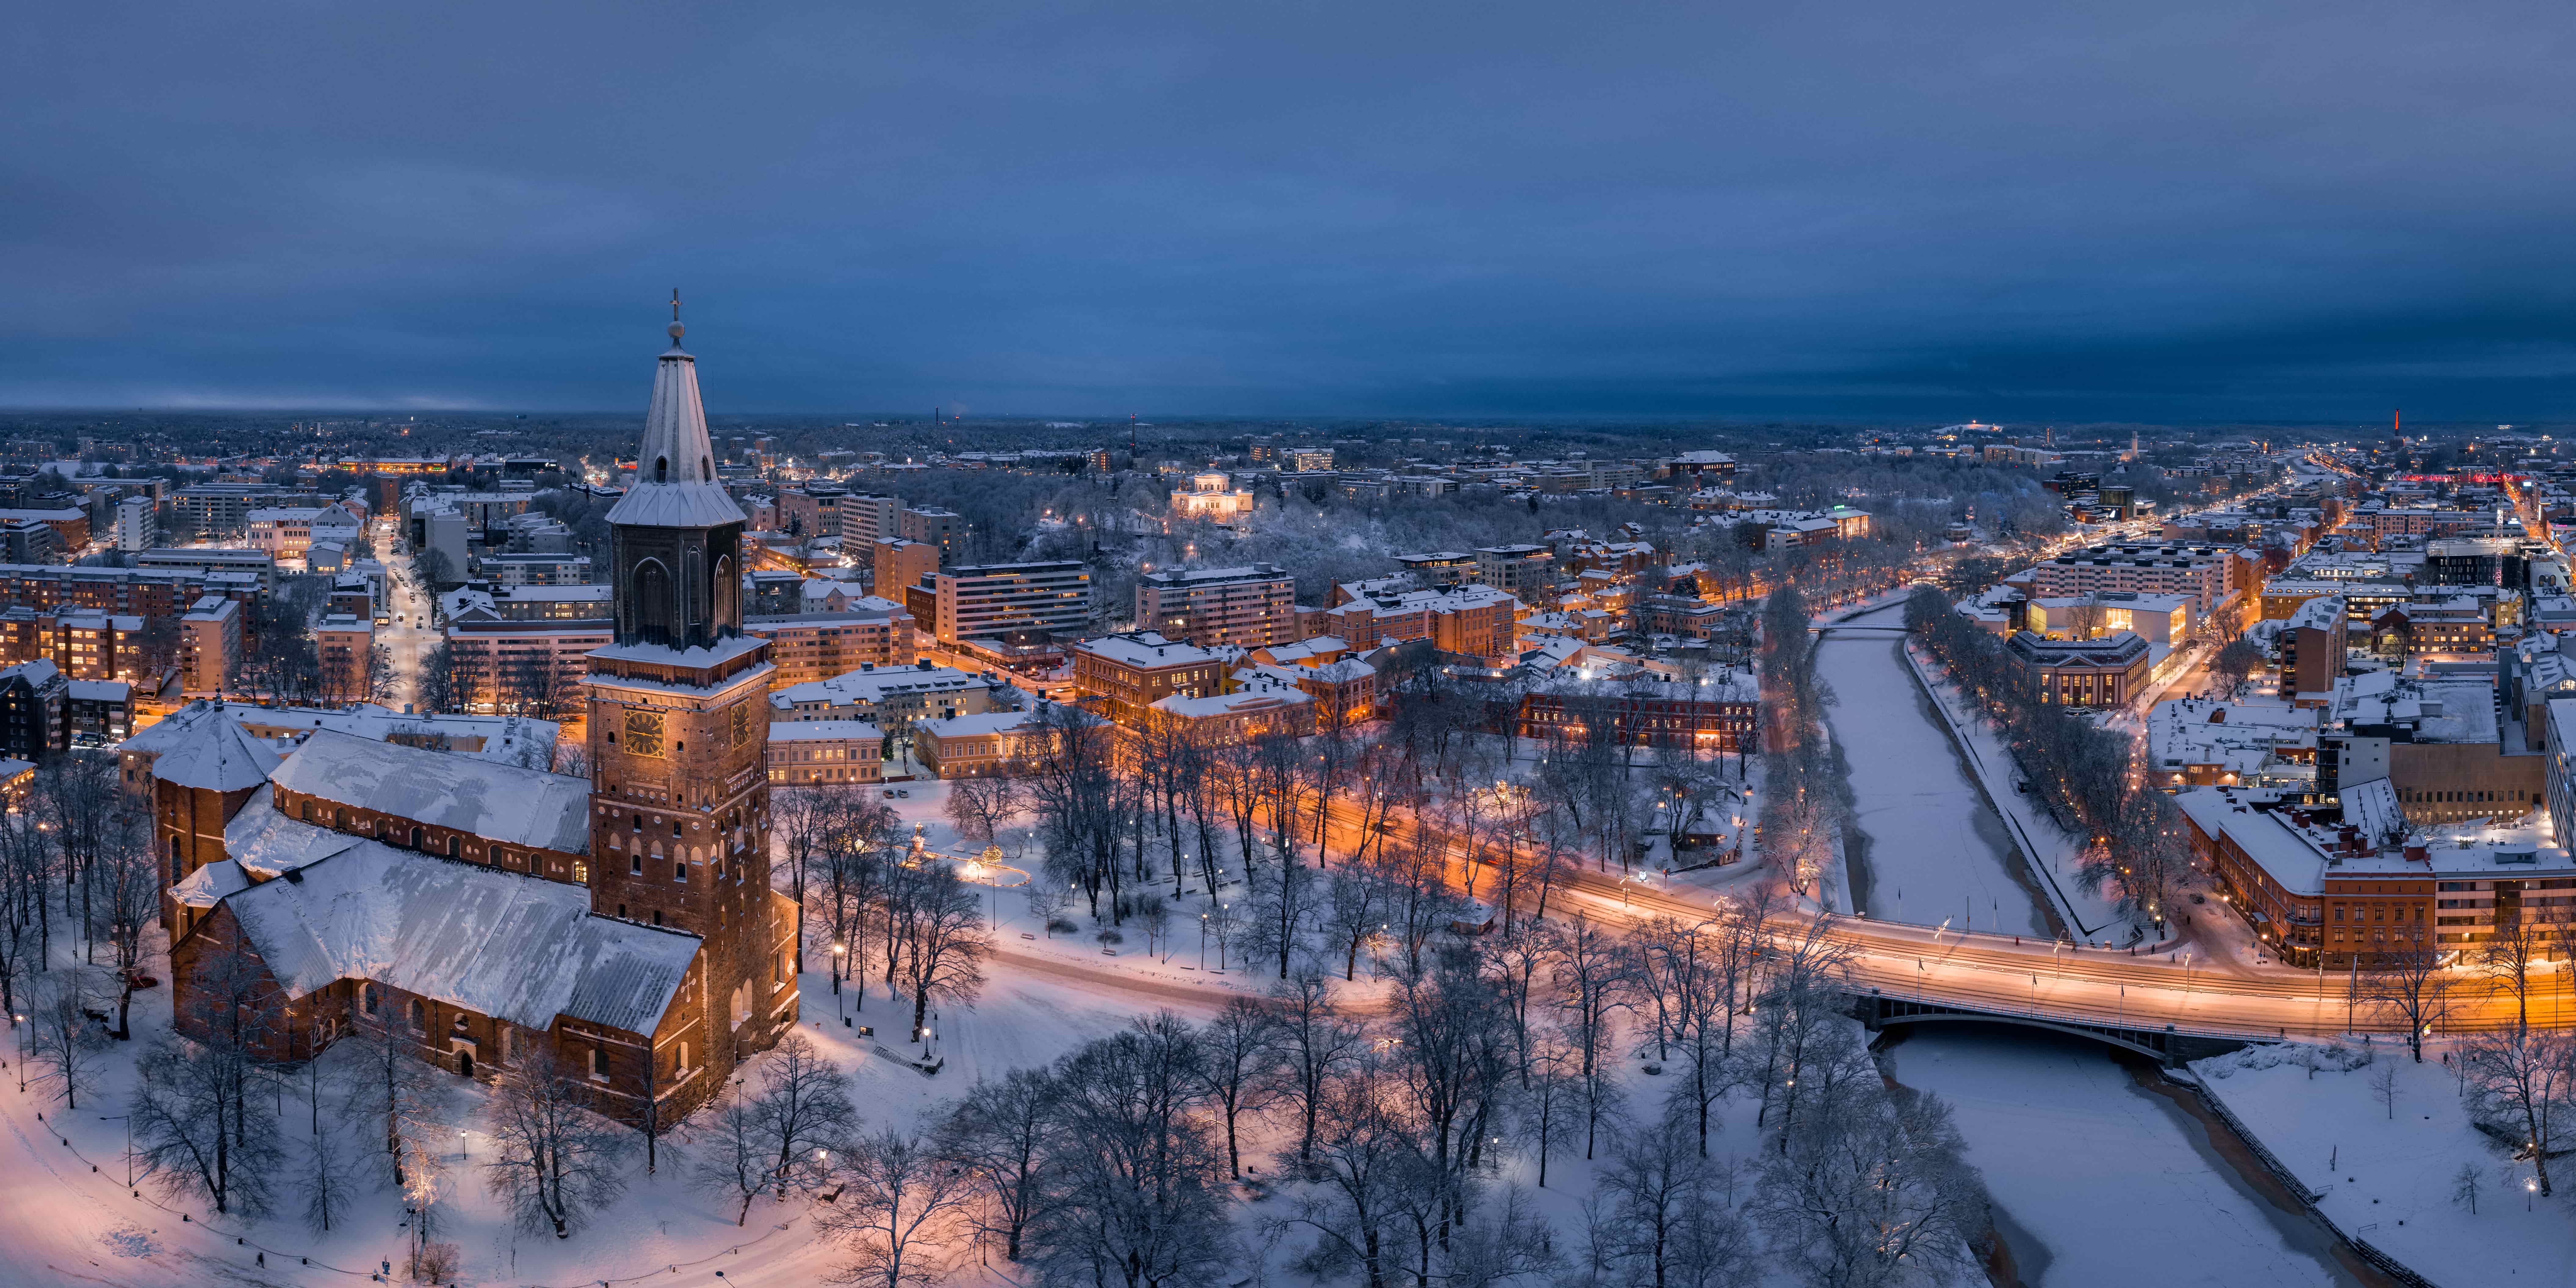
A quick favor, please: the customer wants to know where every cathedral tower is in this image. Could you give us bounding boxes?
[583,310,796,1078]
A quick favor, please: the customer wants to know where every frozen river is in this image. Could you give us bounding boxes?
[1886,1027,2373,1287]
[1829,603,2374,1286]
[1815,602,2047,936]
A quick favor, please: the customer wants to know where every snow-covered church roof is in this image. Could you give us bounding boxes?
[127,700,286,792]
[270,729,592,855]
[209,810,698,1034]
[605,323,748,530]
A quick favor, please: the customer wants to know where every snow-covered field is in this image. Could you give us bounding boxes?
[1887,1026,2351,1287]
[1816,603,2048,936]
[2192,1040,2576,1288]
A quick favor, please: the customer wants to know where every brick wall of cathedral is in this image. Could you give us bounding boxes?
[586,665,795,1087]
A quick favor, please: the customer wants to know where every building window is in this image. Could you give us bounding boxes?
[362,983,378,1015]
[590,1046,608,1080]
[408,999,424,1032]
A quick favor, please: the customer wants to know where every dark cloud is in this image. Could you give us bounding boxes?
[7,1,2576,419]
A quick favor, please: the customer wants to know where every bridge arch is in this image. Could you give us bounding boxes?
[1852,993,2259,1066]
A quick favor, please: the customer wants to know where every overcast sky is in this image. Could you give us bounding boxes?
[6,2,2574,421]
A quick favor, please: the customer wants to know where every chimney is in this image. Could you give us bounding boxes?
[2403,844,2430,864]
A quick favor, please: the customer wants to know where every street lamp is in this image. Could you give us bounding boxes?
[831,942,847,1021]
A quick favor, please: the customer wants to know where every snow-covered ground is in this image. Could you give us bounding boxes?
[1887,1026,2351,1288]
[2192,1040,2576,1288]
[1816,602,2048,936]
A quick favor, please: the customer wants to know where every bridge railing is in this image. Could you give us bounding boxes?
[1845,984,2284,1044]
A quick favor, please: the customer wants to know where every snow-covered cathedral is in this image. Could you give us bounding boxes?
[149,319,798,1124]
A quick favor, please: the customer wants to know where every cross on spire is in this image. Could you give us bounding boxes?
[670,288,681,323]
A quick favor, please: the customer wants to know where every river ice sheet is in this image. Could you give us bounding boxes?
[1817,604,2047,936]
[1888,1028,2344,1288]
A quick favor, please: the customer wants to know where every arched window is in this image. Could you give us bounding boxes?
[632,559,674,643]
[713,554,737,628]
[301,800,315,822]
[408,826,424,850]
[447,835,460,858]
[361,983,377,1015]
[572,862,588,884]
[653,455,668,483]
[407,999,424,1032]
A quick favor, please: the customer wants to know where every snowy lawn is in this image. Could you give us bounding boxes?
[2192,1040,2576,1288]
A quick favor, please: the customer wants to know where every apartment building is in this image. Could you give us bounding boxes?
[904,561,1093,644]
[898,508,963,560]
[477,553,594,586]
[111,496,156,553]
[763,720,884,786]
[1320,583,1519,661]
[1392,552,1478,588]
[835,492,905,546]
[180,596,241,696]
[315,615,376,704]
[2279,594,2347,703]
[743,608,916,685]
[1473,545,1556,600]
[2027,543,2233,615]
[872,538,939,600]
[1132,564,1297,648]
[441,616,610,717]
[1071,632,1225,725]
[0,608,148,682]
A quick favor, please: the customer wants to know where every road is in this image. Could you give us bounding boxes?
[1310,795,2574,1043]
[373,521,439,711]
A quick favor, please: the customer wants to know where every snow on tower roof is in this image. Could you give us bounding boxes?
[271,729,592,855]
[128,700,287,792]
[215,826,699,1034]
[605,322,749,529]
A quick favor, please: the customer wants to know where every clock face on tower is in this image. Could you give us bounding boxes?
[624,708,666,758]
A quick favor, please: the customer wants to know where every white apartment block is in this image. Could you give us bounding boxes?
[1133,563,1297,648]
[2027,543,2232,615]
[112,495,157,553]
[907,561,1093,644]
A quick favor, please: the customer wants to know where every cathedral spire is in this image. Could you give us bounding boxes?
[606,301,746,529]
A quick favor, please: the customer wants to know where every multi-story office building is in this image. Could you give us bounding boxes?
[1320,583,1519,660]
[135,548,278,593]
[1132,564,1296,648]
[763,720,884,785]
[904,561,1093,644]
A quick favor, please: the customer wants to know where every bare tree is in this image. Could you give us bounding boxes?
[24,969,106,1109]
[2362,948,2454,1062]
[1550,912,1631,1159]
[481,1045,632,1238]
[819,1126,975,1288]
[1520,1032,1584,1188]
[1274,1070,1414,1288]
[2479,918,2548,1032]
[1600,1117,1755,1288]
[1753,1028,1986,1288]
[128,1027,284,1216]
[1269,969,1368,1166]
[889,863,990,1049]
[694,1079,768,1226]
[2459,1027,2576,1196]
[1026,1013,1234,1288]
[935,1066,1059,1262]
[752,1033,861,1201]
[1192,995,1284,1178]
[2370,1060,2399,1120]
[943,774,1026,852]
